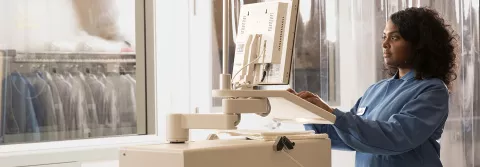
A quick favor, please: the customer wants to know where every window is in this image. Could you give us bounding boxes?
[0,0,149,145]
[292,0,339,105]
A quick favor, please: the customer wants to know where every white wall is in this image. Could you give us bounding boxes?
[188,0,214,116]
[154,0,191,143]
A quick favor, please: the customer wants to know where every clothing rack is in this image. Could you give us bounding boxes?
[1,49,136,76]
[16,51,136,56]
[13,58,135,63]
[12,50,136,64]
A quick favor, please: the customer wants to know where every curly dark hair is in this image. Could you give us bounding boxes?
[387,7,458,89]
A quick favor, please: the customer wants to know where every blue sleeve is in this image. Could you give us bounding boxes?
[304,97,363,151]
[331,86,449,155]
[304,124,355,151]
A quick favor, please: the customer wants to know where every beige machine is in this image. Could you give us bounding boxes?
[119,0,335,166]
[120,90,335,167]
[120,135,331,167]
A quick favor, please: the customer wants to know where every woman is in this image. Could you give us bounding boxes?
[289,7,457,167]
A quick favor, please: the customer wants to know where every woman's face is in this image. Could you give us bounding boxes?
[382,20,412,67]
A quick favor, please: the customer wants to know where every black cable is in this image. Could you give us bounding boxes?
[261,63,270,82]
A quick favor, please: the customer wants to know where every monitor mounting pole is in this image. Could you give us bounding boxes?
[220,0,232,90]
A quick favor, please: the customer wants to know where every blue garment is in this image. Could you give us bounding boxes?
[305,71,449,167]
[28,72,58,141]
[1,72,41,143]
[26,74,47,129]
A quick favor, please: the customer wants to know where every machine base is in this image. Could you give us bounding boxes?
[119,138,331,167]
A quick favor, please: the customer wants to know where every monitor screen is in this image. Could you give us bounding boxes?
[231,0,299,87]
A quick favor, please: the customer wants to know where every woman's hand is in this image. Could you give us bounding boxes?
[287,88,334,113]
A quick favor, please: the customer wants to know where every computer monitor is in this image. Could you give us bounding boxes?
[231,0,299,88]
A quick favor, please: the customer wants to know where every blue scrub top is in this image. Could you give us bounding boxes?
[305,70,449,167]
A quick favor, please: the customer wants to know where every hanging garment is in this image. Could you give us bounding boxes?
[117,75,136,135]
[27,72,58,141]
[108,74,134,135]
[75,73,99,137]
[125,74,136,84]
[85,74,106,136]
[27,76,46,134]
[124,74,136,134]
[52,73,74,139]
[66,73,88,138]
[100,75,119,136]
[44,71,66,140]
[2,72,40,143]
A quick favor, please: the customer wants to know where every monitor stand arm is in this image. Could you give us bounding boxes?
[165,89,337,143]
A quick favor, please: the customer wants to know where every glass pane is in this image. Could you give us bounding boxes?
[292,0,339,104]
[438,0,480,166]
[0,0,138,145]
